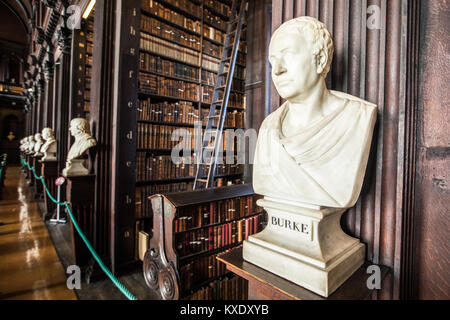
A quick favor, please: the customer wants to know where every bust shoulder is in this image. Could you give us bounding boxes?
[330,90,377,113]
[260,102,288,130]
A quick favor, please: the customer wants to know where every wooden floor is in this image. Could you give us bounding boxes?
[0,166,77,300]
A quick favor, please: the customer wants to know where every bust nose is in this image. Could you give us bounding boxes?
[273,60,287,76]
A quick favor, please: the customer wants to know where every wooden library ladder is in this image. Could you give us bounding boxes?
[193,0,248,190]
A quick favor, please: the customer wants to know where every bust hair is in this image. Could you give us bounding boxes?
[273,17,334,77]
[71,118,91,135]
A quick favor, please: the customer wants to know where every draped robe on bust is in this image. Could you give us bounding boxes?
[253,91,377,208]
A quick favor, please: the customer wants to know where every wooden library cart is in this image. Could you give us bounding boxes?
[142,183,265,300]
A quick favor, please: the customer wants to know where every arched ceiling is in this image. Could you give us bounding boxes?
[0,0,32,50]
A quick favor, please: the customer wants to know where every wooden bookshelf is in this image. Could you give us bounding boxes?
[135,0,248,258]
[84,10,94,116]
[143,184,265,300]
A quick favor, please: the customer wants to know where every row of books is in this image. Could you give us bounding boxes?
[136,123,243,151]
[84,101,91,112]
[175,214,263,257]
[202,88,246,109]
[141,15,201,51]
[85,54,93,66]
[204,8,228,31]
[203,25,225,44]
[201,70,244,91]
[136,154,195,182]
[142,0,201,34]
[139,53,199,82]
[202,55,246,80]
[204,0,231,17]
[138,99,199,124]
[136,182,195,219]
[144,0,202,18]
[202,39,246,65]
[136,153,243,182]
[85,65,92,77]
[183,275,248,300]
[200,108,245,128]
[86,43,93,55]
[140,32,246,80]
[139,73,200,101]
[134,219,152,260]
[174,194,262,233]
[179,252,227,293]
[140,32,200,66]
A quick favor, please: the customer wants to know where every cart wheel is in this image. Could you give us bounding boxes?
[143,250,159,290]
[158,266,179,300]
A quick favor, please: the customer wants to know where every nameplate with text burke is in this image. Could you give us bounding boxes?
[269,214,313,242]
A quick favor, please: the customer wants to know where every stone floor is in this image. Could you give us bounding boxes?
[0,166,159,300]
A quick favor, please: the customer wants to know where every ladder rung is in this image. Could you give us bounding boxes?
[206,114,220,119]
[214,100,224,104]
[196,179,208,183]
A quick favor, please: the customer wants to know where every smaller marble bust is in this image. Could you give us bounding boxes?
[19,138,26,151]
[41,128,57,161]
[33,133,45,157]
[26,136,36,155]
[62,118,96,177]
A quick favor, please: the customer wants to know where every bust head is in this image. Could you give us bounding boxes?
[269,17,334,101]
[42,127,55,141]
[34,133,43,143]
[69,118,91,138]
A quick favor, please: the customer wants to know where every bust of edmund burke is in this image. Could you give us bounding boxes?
[253,16,377,209]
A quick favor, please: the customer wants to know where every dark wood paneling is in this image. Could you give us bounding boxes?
[110,0,140,272]
[268,0,422,299]
[414,0,450,300]
[91,0,117,270]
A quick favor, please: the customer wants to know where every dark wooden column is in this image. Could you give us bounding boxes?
[89,0,116,269]
[111,0,140,273]
[413,0,450,300]
[30,83,38,135]
[52,60,60,132]
[55,22,72,174]
[69,27,87,120]
[36,71,46,133]
[244,0,272,182]
[43,49,55,128]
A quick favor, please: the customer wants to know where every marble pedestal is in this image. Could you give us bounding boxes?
[243,198,365,297]
[63,159,88,177]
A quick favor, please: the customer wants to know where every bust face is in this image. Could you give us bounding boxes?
[269,30,321,101]
[69,120,84,137]
[42,128,53,140]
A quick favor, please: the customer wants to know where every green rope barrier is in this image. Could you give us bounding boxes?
[21,159,137,301]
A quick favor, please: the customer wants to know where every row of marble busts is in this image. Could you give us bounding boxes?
[20,128,57,161]
[19,118,97,177]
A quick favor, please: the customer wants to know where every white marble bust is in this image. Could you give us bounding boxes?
[41,128,57,161]
[253,17,377,209]
[62,118,96,177]
[26,136,36,155]
[33,133,45,157]
[244,18,377,296]
[20,138,26,152]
